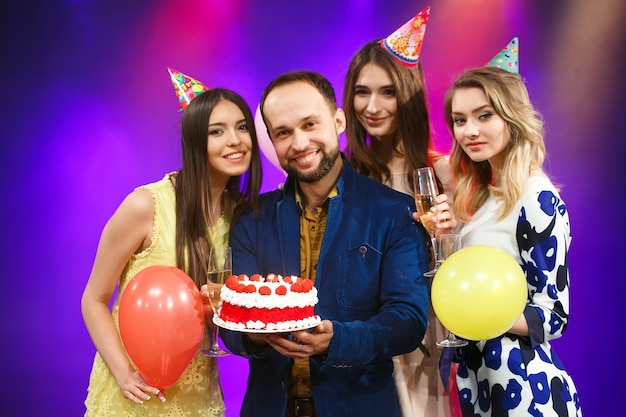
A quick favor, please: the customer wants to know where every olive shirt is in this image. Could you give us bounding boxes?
[288,185,338,398]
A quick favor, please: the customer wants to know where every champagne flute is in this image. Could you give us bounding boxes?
[202,246,231,357]
[435,234,468,348]
[413,167,439,277]
[432,233,461,277]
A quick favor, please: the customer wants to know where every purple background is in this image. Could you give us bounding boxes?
[2,0,624,415]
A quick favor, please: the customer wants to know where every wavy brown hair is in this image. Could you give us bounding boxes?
[175,88,262,288]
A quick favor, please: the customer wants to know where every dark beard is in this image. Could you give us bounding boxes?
[283,148,340,183]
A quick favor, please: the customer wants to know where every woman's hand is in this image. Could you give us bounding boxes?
[431,193,457,234]
[413,193,457,234]
[119,370,166,404]
[200,284,216,330]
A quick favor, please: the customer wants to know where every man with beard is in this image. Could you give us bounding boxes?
[221,71,430,417]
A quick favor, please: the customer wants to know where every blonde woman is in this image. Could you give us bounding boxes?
[446,66,582,416]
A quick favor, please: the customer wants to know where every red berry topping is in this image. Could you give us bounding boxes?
[226,276,239,288]
[266,273,279,283]
[259,286,271,295]
[238,274,247,280]
[244,284,256,293]
[283,276,294,284]
[250,273,262,281]
[275,285,287,295]
[301,279,314,291]
[291,282,304,293]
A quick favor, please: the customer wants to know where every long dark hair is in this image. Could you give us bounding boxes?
[175,88,262,288]
[343,40,441,190]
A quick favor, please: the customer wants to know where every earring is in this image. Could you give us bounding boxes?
[510,127,519,144]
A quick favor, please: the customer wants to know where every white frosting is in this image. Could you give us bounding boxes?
[214,315,322,332]
[221,274,318,309]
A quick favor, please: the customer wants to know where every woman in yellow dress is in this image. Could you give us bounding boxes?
[81,69,262,416]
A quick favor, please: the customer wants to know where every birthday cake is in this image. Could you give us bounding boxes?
[215,273,321,332]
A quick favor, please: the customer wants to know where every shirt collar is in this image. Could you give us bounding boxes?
[295,183,339,214]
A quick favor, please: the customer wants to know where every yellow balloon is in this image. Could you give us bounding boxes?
[431,245,527,341]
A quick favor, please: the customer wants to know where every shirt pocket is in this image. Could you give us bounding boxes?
[336,243,382,311]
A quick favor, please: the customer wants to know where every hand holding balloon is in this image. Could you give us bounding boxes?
[119,265,205,392]
[121,369,167,404]
[431,245,527,341]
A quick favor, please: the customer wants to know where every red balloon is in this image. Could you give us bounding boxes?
[119,265,205,391]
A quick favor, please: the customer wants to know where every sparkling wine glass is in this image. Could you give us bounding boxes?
[413,167,439,277]
[435,234,468,348]
[202,246,231,357]
[432,233,461,278]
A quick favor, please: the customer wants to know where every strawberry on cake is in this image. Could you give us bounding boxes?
[215,273,321,332]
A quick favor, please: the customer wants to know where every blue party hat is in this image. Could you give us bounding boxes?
[486,37,519,74]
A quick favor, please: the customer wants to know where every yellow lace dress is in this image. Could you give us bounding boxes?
[84,173,228,417]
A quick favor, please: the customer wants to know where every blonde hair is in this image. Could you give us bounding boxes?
[444,67,546,222]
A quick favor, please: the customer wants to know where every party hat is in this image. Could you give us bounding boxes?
[380,6,430,67]
[167,67,210,111]
[486,37,519,74]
